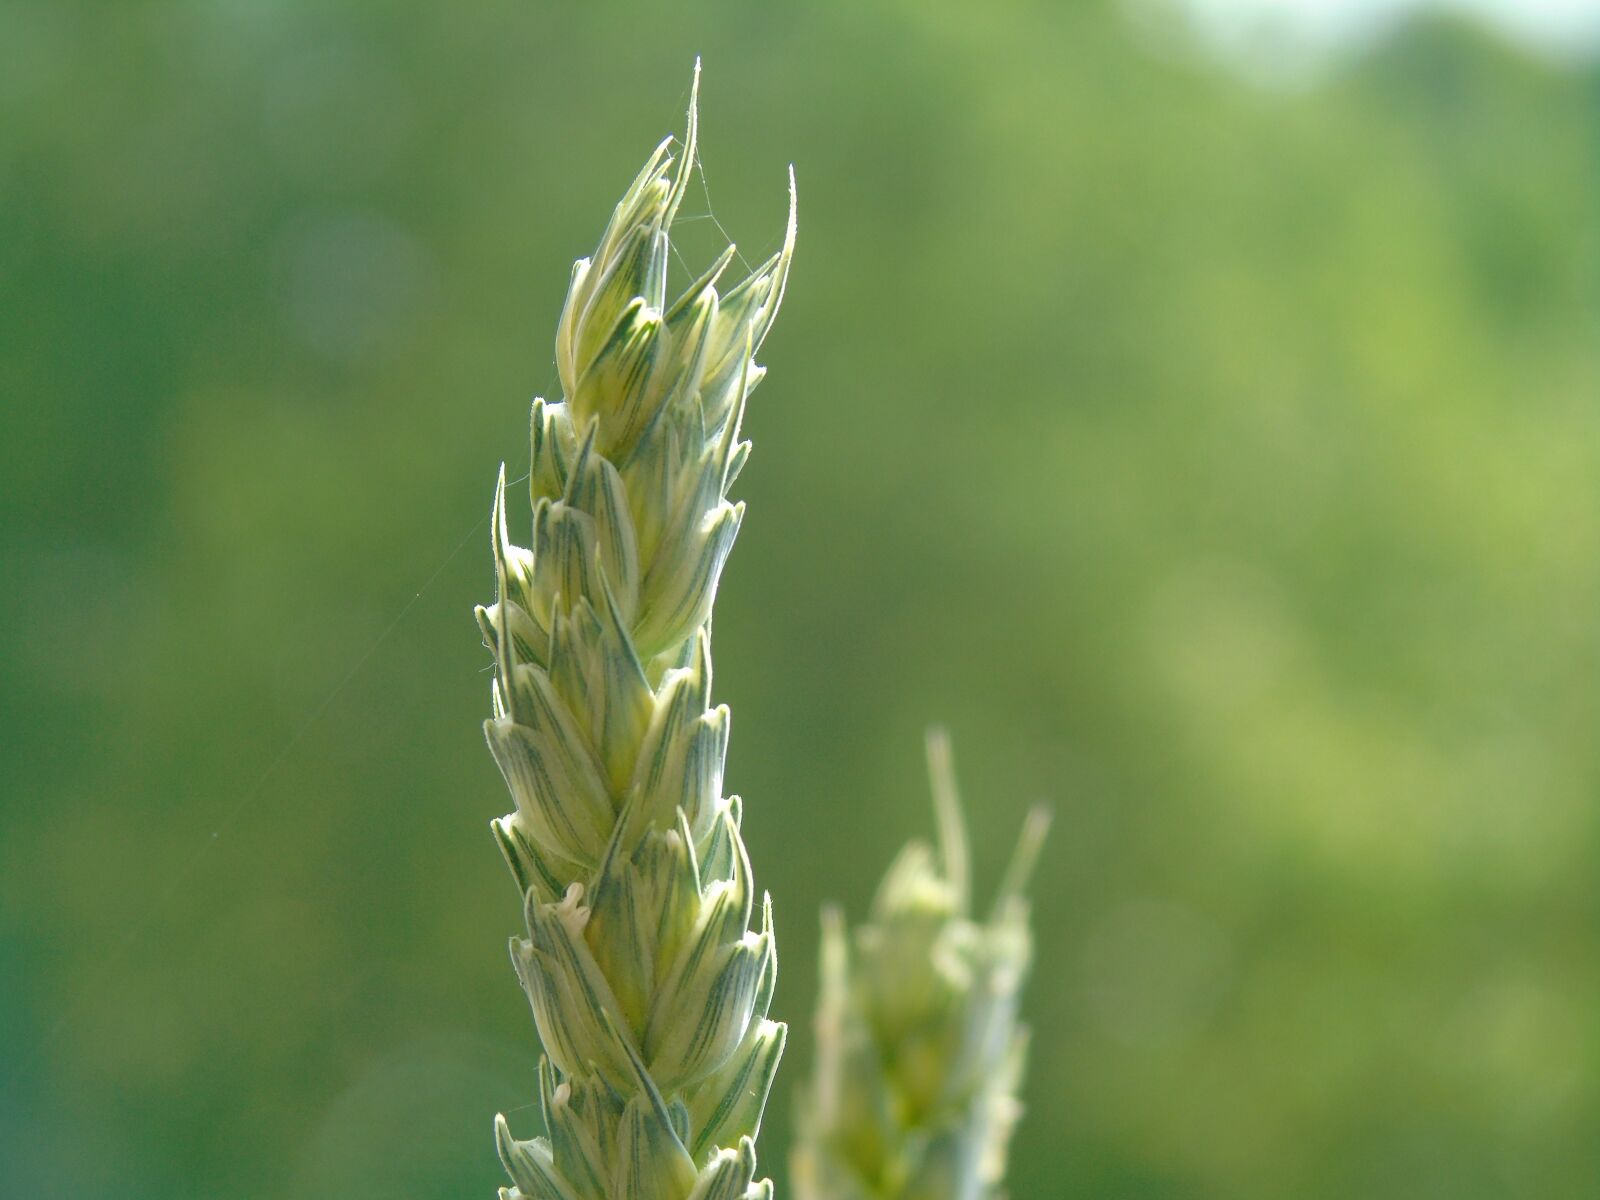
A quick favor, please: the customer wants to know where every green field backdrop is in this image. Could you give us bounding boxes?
[3,1,1598,1196]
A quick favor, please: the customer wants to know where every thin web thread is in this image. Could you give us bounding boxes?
[690,135,756,275]
[667,127,778,284]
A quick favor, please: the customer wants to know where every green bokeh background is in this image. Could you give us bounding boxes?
[3,1,1597,1196]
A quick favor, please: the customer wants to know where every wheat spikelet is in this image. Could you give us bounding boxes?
[476,64,795,1200]
[793,730,1050,1200]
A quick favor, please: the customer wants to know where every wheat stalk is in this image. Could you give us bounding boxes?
[476,64,795,1200]
[793,730,1050,1200]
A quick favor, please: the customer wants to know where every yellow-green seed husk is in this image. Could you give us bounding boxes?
[793,731,1049,1200]
[478,67,795,1200]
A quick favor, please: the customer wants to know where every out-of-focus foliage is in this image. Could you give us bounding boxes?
[1,2,1595,1199]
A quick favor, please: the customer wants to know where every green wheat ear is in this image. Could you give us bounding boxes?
[793,730,1051,1200]
[476,62,795,1200]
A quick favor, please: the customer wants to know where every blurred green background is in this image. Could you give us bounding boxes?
[3,1,1597,1196]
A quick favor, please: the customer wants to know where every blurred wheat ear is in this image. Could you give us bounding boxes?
[474,61,795,1200]
[793,729,1050,1200]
